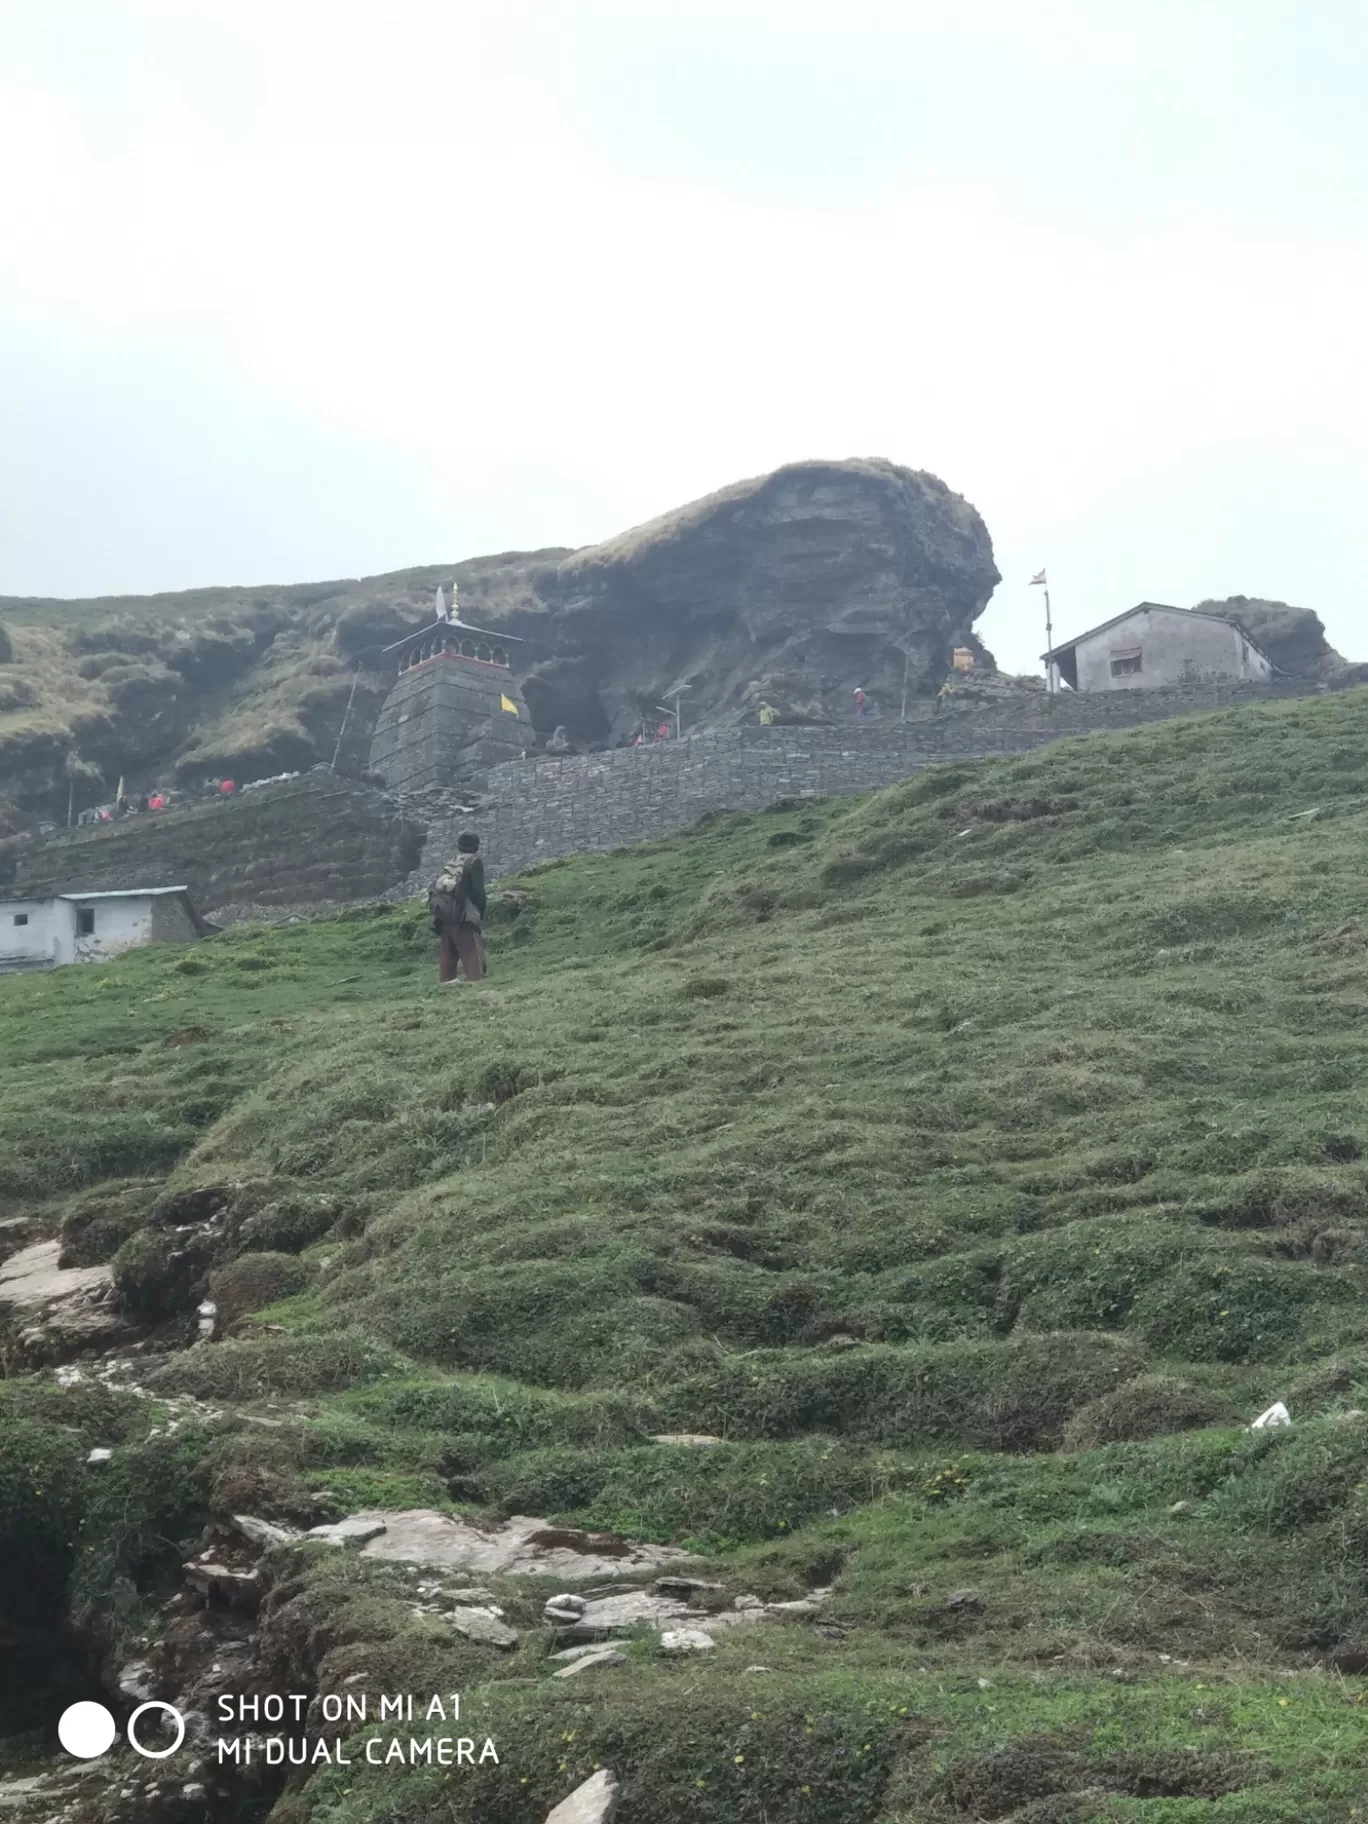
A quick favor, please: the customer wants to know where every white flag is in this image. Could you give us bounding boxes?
[434,585,447,621]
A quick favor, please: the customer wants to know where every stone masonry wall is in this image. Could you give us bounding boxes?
[423,679,1322,879]
[4,679,1326,914]
[8,773,427,914]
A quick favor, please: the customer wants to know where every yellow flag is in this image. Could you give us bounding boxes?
[500,694,519,715]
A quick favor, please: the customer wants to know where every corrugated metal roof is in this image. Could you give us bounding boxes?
[53,886,192,900]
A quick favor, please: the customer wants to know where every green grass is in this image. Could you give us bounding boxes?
[8,689,1368,1816]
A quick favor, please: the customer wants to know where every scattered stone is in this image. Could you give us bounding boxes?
[742,1665,772,1674]
[117,1661,156,1702]
[944,1588,983,1611]
[231,1514,301,1551]
[86,1447,113,1466]
[649,1433,723,1448]
[306,1517,389,1547]
[180,1785,207,1802]
[1333,1409,1367,1423]
[443,1587,501,1607]
[196,1301,217,1342]
[822,1333,861,1348]
[1169,1500,1194,1516]
[551,1643,617,1664]
[550,1590,692,1640]
[765,1598,823,1617]
[449,1609,518,1648]
[183,1557,262,1604]
[733,1595,764,1611]
[544,1593,588,1623]
[553,1647,627,1678]
[544,1767,620,1824]
[660,1627,715,1653]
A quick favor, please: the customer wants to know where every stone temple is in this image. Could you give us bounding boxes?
[369,605,531,794]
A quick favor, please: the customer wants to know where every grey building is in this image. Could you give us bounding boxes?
[1043,603,1276,693]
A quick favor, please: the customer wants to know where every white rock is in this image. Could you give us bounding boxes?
[553,1647,627,1678]
[659,1627,715,1653]
[545,1768,620,1824]
[86,1448,113,1465]
[649,1433,723,1448]
[449,1608,518,1648]
[231,1514,301,1550]
[306,1517,389,1546]
[1250,1401,1292,1429]
[356,1509,691,1579]
[742,1664,772,1674]
[544,1593,587,1621]
[117,1661,156,1702]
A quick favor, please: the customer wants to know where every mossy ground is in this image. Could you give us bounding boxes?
[8,690,1368,1817]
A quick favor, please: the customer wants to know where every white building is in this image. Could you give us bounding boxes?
[0,887,211,974]
[1042,603,1276,693]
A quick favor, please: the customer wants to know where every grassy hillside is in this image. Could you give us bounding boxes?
[8,690,1368,1819]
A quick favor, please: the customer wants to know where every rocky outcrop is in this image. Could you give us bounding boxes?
[499,459,1000,742]
[1194,596,1365,683]
[0,460,997,812]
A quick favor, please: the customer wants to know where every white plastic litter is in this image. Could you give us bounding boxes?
[1249,1401,1291,1429]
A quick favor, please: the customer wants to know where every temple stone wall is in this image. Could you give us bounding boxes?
[369,656,531,793]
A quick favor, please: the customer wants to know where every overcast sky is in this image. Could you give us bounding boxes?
[2,1,1365,673]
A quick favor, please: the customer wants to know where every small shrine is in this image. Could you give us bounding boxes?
[368,586,533,793]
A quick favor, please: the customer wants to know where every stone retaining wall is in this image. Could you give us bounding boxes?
[7,773,427,914]
[421,679,1322,879]
[4,680,1327,911]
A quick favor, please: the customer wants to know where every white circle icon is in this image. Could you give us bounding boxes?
[127,1701,186,1759]
[58,1702,117,1759]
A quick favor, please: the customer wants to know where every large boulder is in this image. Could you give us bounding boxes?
[496,459,1000,741]
[1193,595,1360,682]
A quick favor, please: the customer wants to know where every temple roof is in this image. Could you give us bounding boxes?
[381,617,523,656]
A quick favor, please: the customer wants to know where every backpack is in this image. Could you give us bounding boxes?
[428,856,474,928]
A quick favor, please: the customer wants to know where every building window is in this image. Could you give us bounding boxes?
[1110,652,1143,677]
[13,913,28,926]
[77,907,95,935]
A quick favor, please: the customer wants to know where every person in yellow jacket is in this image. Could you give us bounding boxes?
[758,702,776,726]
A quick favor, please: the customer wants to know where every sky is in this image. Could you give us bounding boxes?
[1,0,1365,674]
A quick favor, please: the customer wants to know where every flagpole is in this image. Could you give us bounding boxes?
[1032,568,1055,704]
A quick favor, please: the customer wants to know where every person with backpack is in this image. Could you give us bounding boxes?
[427,831,487,983]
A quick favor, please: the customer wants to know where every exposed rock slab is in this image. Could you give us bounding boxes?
[553,1647,627,1678]
[449,1608,519,1648]
[0,1240,136,1366]
[357,1511,692,1580]
[0,1240,111,1305]
[545,1769,620,1824]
